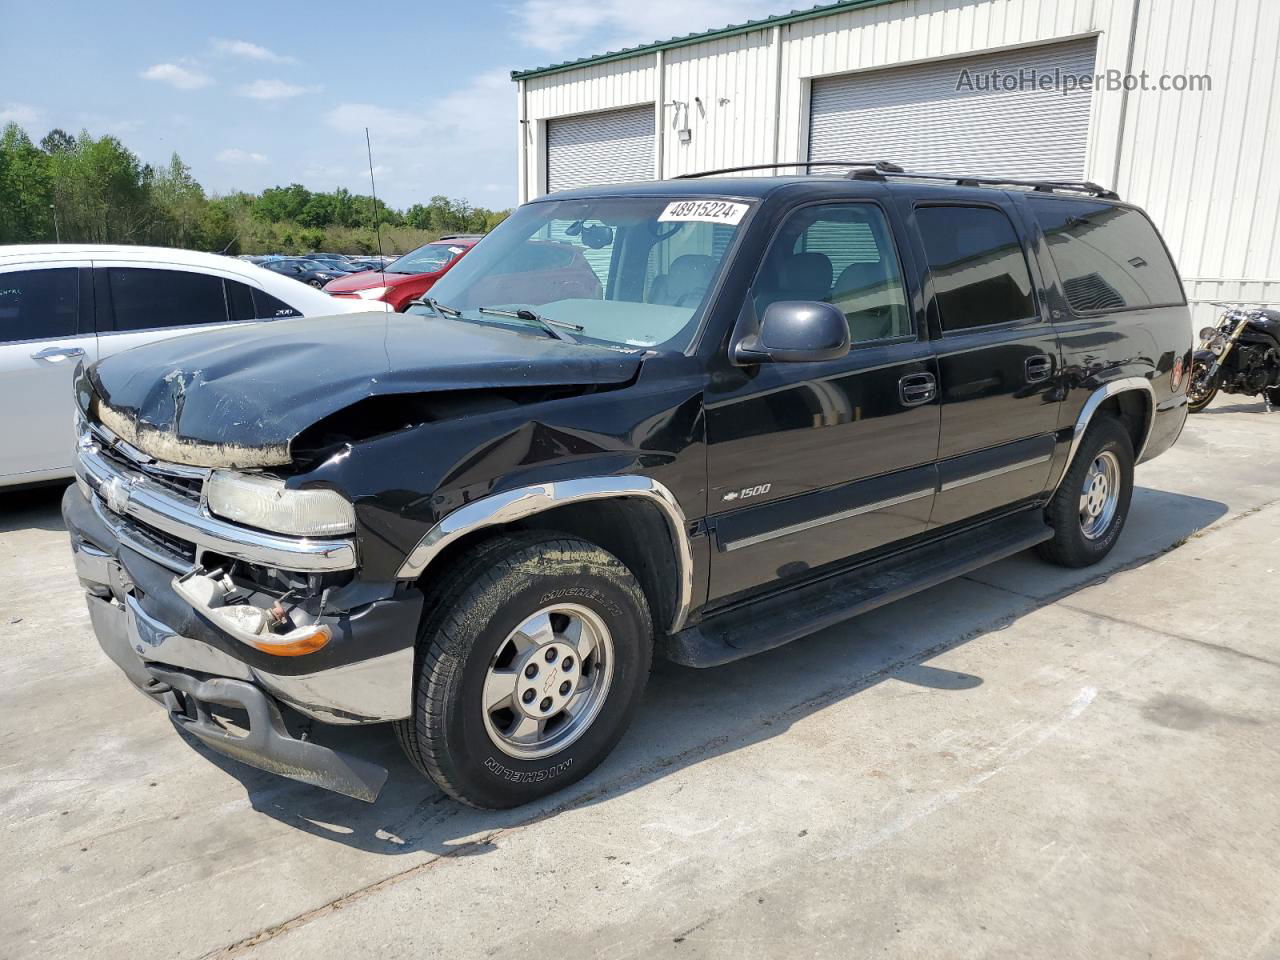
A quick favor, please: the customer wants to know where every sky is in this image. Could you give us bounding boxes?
[0,0,784,210]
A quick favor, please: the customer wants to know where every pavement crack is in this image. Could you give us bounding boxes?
[198,829,508,960]
[1055,601,1280,671]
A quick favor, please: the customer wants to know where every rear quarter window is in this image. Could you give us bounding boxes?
[1028,197,1185,313]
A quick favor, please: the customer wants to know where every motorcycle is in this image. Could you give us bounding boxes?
[1187,305,1280,413]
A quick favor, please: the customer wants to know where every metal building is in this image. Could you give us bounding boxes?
[512,0,1280,324]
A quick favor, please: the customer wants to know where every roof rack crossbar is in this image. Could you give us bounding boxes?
[672,159,1119,199]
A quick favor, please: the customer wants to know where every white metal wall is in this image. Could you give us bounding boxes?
[518,0,1280,320]
[1114,0,1280,327]
[661,30,779,178]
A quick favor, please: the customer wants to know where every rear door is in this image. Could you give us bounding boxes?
[901,198,1062,527]
[0,262,97,483]
[705,197,940,603]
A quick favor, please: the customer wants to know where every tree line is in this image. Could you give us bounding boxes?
[0,123,510,256]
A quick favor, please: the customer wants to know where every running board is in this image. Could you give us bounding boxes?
[660,509,1052,668]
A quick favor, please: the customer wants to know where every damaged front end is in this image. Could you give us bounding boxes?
[64,414,423,802]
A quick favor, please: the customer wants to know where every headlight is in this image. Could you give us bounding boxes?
[1208,335,1227,356]
[206,471,354,536]
[355,286,390,300]
[1198,326,1218,342]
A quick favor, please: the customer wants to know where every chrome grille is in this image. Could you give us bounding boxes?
[87,422,208,504]
[74,415,358,574]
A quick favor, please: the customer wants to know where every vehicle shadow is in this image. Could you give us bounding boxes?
[189,484,1229,859]
[0,483,70,534]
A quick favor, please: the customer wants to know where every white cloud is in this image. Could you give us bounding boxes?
[513,0,780,54]
[212,38,296,64]
[141,62,213,90]
[216,148,268,164]
[236,79,312,100]
[321,70,515,205]
[0,103,40,125]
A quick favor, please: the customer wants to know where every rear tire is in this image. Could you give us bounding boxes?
[394,532,653,809]
[1037,416,1134,568]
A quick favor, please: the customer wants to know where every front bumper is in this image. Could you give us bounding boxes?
[86,590,387,801]
[65,484,423,801]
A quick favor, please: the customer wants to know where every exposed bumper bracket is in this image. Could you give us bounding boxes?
[148,667,388,803]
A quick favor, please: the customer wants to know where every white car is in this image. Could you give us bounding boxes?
[0,245,373,489]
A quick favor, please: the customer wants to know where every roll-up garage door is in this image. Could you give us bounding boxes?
[546,105,655,193]
[808,38,1098,180]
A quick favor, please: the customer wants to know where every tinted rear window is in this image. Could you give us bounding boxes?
[915,205,1038,331]
[1028,197,1184,313]
[0,268,79,343]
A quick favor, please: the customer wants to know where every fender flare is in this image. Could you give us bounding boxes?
[1055,377,1156,491]
[396,476,695,634]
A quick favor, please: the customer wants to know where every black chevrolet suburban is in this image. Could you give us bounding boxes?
[64,163,1192,808]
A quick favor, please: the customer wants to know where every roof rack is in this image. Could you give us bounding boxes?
[674,160,887,179]
[675,159,1119,200]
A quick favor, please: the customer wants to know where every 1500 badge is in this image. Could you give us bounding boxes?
[722,483,771,502]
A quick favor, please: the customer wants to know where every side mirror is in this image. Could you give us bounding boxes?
[734,300,850,364]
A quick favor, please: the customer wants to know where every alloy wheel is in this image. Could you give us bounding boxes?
[480,604,615,760]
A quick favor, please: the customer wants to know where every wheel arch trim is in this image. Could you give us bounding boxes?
[396,476,695,633]
[1055,377,1156,492]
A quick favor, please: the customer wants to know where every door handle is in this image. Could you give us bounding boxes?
[31,346,86,362]
[899,372,937,407]
[1025,355,1053,383]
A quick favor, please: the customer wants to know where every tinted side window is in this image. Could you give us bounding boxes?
[250,288,302,319]
[915,206,1038,331]
[0,268,79,343]
[1028,197,1185,312]
[756,203,911,342]
[224,279,302,320]
[106,268,228,331]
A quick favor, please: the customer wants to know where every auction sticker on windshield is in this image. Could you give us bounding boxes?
[658,200,750,225]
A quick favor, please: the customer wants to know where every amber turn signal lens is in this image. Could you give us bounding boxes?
[1171,354,1186,392]
[245,625,332,657]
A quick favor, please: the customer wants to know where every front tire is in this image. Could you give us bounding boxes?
[1037,416,1134,568]
[394,533,653,809]
[1187,361,1219,412]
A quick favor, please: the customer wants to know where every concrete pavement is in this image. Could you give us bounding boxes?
[2,393,1278,959]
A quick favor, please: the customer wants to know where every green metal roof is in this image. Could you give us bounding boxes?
[511,0,898,81]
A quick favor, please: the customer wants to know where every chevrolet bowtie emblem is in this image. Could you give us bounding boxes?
[102,475,134,516]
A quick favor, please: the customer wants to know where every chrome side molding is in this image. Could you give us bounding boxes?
[396,477,695,634]
[938,453,1052,492]
[721,487,934,552]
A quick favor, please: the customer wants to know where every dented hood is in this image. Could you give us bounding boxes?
[86,311,643,468]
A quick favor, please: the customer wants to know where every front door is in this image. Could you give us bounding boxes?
[906,201,1063,528]
[705,200,939,603]
[0,263,96,483]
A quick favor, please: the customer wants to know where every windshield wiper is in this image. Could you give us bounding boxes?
[478,306,582,343]
[415,296,463,318]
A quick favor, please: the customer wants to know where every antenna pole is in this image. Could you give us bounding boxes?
[366,127,387,292]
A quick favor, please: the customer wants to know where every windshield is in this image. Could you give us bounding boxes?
[386,243,465,275]
[411,196,750,350]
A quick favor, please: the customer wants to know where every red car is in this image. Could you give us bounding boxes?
[325,235,481,310]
